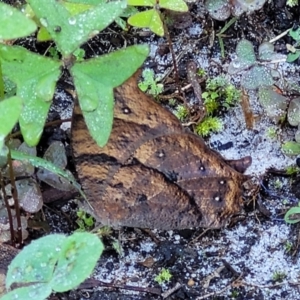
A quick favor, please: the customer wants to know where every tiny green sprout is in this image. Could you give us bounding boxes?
[282,199,289,205]
[206,75,227,91]
[266,127,277,139]
[287,0,298,7]
[174,104,189,121]
[95,226,113,237]
[272,271,286,282]
[282,141,300,155]
[73,48,85,62]
[154,268,172,284]
[284,241,293,253]
[202,91,219,115]
[286,165,300,175]
[49,46,59,60]
[273,179,283,189]
[138,69,163,96]
[112,238,124,256]
[202,75,240,115]
[230,289,239,298]
[224,84,241,108]
[168,98,177,107]
[197,68,206,76]
[195,116,223,137]
[76,210,95,231]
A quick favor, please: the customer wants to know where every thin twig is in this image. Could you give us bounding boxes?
[161,282,182,299]
[7,150,22,245]
[163,20,188,106]
[0,172,15,245]
[269,28,291,43]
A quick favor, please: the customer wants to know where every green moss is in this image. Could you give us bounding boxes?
[196,68,206,76]
[266,127,277,139]
[138,68,163,96]
[286,165,300,175]
[154,268,172,284]
[174,104,189,121]
[194,75,240,137]
[202,75,241,115]
[195,116,223,137]
[272,271,286,282]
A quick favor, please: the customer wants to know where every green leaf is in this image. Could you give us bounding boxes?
[27,0,126,56]
[287,51,300,63]
[282,141,300,156]
[70,44,149,147]
[287,97,300,126]
[258,86,287,123]
[241,65,273,90]
[3,233,103,299]
[65,0,106,4]
[0,2,37,40]
[0,45,62,146]
[6,235,66,288]
[37,26,52,42]
[127,0,154,6]
[228,40,256,74]
[284,206,300,224]
[204,0,231,21]
[0,96,22,150]
[128,9,164,36]
[1,284,52,300]
[289,27,300,42]
[61,1,93,15]
[9,149,87,200]
[159,0,188,11]
[236,39,256,64]
[50,232,104,292]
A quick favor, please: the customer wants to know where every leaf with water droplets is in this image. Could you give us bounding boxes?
[128,9,164,36]
[70,44,149,147]
[228,39,256,74]
[10,149,86,199]
[28,0,126,56]
[236,39,256,65]
[282,141,300,156]
[241,65,273,89]
[127,0,154,6]
[0,2,37,40]
[258,41,286,61]
[232,0,267,16]
[50,232,104,292]
[6,235,66,289]
[0,45,61,146]
[160,0,188,11]
[0,283,51,300]
[258,86,287,123]
[0,96,22,151]
[258,42,275,60]
[287,97,300,126]
[204,0,231,21]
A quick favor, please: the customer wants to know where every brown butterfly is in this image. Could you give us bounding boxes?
[71,71,251,230]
